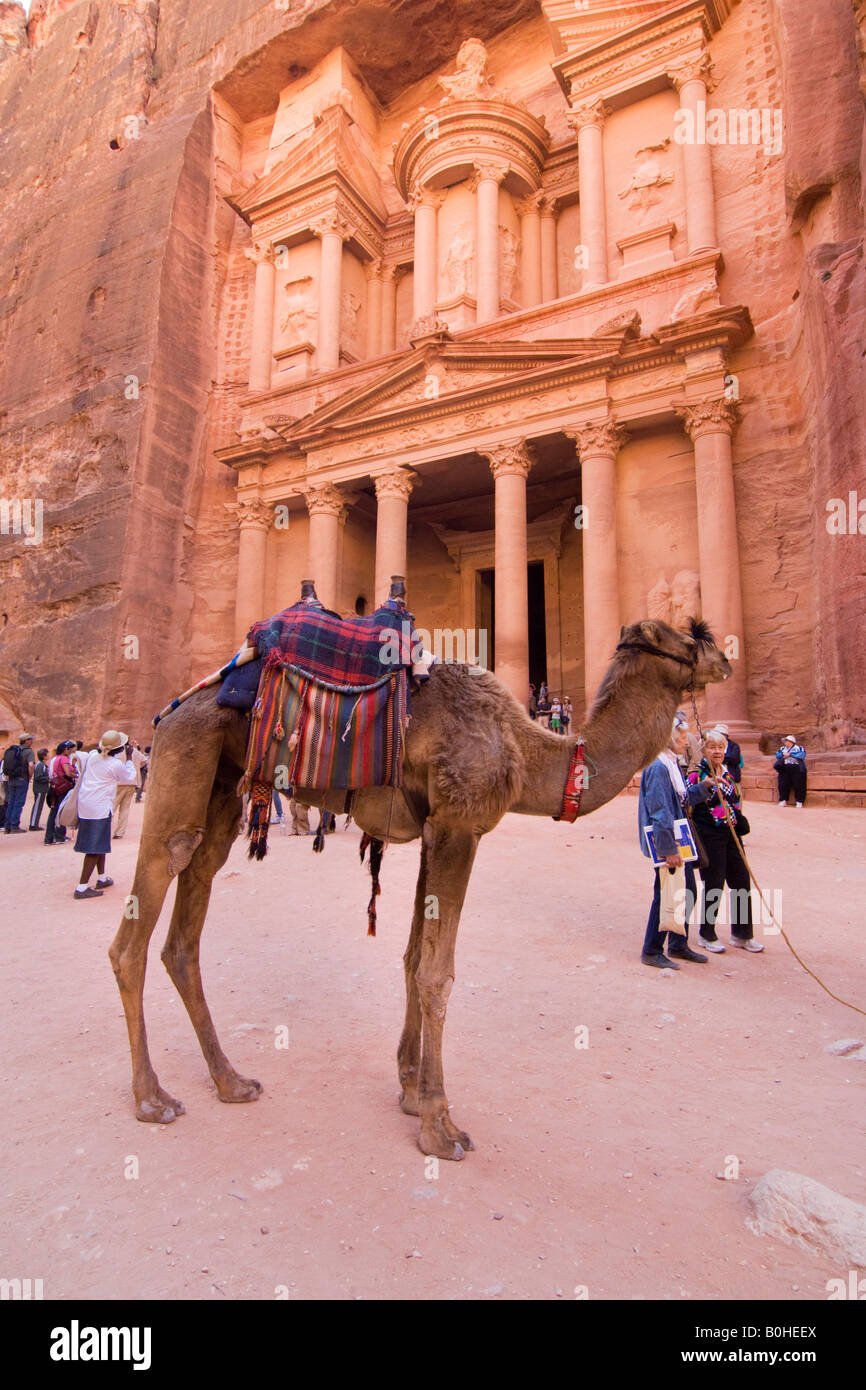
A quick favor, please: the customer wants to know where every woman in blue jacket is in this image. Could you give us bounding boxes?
[638,713,715,969]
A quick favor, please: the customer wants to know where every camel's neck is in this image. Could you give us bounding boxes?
[578,673,682,815]
[509,672,682,819]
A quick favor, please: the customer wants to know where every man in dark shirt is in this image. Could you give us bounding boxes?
[2,733,35,833]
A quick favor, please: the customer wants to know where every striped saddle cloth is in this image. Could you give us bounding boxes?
[242,599,416,858]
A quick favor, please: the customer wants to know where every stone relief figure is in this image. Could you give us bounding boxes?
[647,571,702,628]
[438,38,495,101]
[647,574,673,623]
[442,231,475,297]
[618,146,674,214]
[341,290,363,355]
[499,225,520,301]
[669,279,720,323]
[279,277,316,343]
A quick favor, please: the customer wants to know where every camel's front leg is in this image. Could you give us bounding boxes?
[414,817,479,1160]
[396,841,429,1116]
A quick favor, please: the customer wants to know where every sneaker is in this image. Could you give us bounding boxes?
[699,937,726,953]
[96,877,115,888]
[730,938,765,952]
[778,800,787,806]
[641,953,680,970]
[74,887,104,899]
[795,802,804,808]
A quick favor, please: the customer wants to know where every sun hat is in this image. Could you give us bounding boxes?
[98,730,128,755]
[783,734,797,744]
[714,723,729,736]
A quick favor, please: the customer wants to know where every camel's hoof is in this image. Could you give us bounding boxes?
[399,1089,420,1116]
[136,1095,185,1124]
[418,1117,474,1160]
[216,1075,262,1104]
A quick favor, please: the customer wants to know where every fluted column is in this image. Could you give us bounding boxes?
[670,55,718,254]
[409,186,442,325]
[234,497,272,644]
[676,398,747,722]
[366,260,383,360]
[312,213,350,373]
[244,243,276,392]
[374,468,417,605]
[539,195,558,301]
[567,421,629,703]
[381,265,399,353]
[483,441,533,705]
[569,101,608,289]
[473,163,508,324]
[303,483,347,612]
[517,191,543,307]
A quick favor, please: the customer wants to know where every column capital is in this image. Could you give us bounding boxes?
[516,190,544,218]
[235,496,272,530]
[675,397,740,441]
[365,258,384,282]
[374,467,417,502]
[310,211,352,241]
[407,184,446,214]
[566,420,630,458]
[567,99,608,133]
[482,440,533,481]
[381,263,404,284]
[243,241,275,267]
[669,51,714,93]
[303,481,348,522]
[470,161,509,190]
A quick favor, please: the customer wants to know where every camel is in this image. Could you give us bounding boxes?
[109,617,731,1160]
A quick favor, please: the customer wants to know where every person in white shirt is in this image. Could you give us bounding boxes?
[73,730,137,899]
[112,740,145,838]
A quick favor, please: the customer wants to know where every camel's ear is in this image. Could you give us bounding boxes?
[639,620,664,644]
[619,625,628,643]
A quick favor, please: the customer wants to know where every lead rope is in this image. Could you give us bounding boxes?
[687,680,865,1018]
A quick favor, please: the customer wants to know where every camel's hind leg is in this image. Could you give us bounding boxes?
[160,769,261,1105]
[412,816,479,1161]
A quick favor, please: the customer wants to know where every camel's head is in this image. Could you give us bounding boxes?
[617,617,732,689]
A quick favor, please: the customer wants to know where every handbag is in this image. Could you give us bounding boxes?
[56,780,80,831]
[659,862,687,936]
[733,808,750,838]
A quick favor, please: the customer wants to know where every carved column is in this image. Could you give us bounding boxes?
[244,243,276,393]
[539,195,559,301]
[374,468,417,605]
[410,187,443,326]
[483,441,533,706]
[569,101,608,289]
[676,398,748,722]
[303,482,347,612]
[517,191,543,307]
[234,496,272,644]
[567,421,629,703]
[366,260,383,360]
[670,55,718,254]
[473,163,508,324]
[312,213,350,373]
[380,265,399,354]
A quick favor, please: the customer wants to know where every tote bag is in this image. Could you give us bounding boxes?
[659,863,687,936]
[56,777,81,830]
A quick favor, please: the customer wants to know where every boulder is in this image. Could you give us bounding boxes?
[748,1169,866,1268]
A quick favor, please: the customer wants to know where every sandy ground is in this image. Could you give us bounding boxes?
[1,792,864,1302]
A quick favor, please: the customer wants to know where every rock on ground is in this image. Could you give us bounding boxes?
[748,1169,866,1268]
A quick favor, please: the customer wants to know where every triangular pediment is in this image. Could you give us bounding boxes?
[236,107,386,225]
[542,0,734,57]
[284,332,633,446]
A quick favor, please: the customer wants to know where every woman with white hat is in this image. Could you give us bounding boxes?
[72,731,137,899]
[775,735,807,807]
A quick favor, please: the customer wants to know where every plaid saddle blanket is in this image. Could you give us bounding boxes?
[242,599,418,858]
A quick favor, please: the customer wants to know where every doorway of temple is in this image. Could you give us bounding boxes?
[528,560,547,691]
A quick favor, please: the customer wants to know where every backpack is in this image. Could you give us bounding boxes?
[1,745,24,778]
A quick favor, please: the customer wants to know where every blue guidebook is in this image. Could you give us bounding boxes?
[643,817,699,867]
